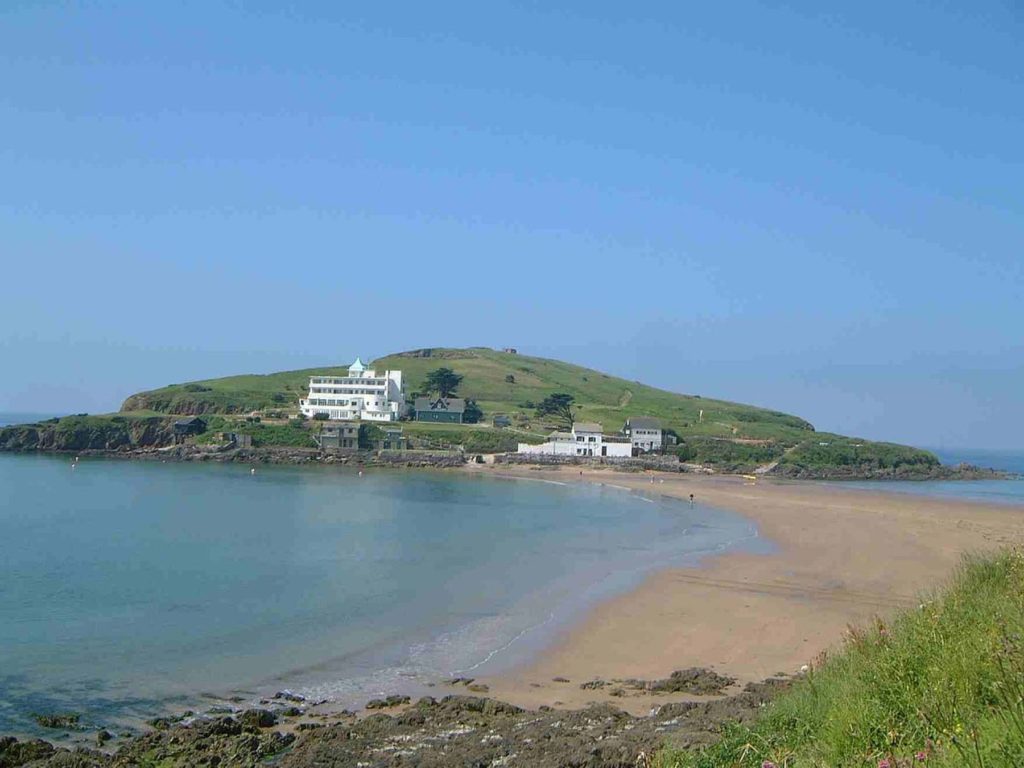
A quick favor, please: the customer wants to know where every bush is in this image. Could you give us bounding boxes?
[463,399,483,424]
[359,424,385,450]
[674,438,785,472]
[777,438,940,476]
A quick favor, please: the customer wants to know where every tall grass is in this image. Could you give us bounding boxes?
[657,550,1024,768]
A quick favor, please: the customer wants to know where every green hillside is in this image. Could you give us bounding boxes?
[112,346,945,474]
[121,346,814,441]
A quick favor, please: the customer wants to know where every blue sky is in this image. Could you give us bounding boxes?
[1,1,1021,449]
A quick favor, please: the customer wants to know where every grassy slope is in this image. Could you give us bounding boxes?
[121,346,815,442]
[114,346,939,469]
[657,549,1024,768]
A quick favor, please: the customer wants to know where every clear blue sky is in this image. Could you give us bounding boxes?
[2,1,1021,449]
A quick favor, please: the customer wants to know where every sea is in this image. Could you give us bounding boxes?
[838,447,1024,506]
[2,410,1020,739]
[0,446,767,739]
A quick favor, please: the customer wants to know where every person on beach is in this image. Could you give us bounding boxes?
[689,493,694,504]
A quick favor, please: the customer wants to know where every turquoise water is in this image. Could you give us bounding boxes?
[839,448,1024,506]
[0,453,765,737]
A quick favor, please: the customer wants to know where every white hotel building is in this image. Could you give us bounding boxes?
[299,358,407,422]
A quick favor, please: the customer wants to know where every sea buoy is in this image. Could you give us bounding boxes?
[250,467,256,475]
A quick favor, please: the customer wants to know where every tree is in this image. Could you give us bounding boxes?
[463,399,483,424]
[358,423,384,450]
[424,367,463,398]
[536,393,576,430]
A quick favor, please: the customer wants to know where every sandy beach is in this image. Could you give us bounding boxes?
[458,466,1024,714]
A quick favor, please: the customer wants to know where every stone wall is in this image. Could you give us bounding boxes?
[368,450,466,468]
[495,453,682,472]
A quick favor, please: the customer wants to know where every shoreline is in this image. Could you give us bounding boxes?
[456,464,1024,714]
[3,456,1022,740]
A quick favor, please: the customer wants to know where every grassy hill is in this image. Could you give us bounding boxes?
[113,346,944,474]
[121,346,814,439]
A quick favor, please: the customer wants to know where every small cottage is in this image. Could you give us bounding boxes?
[315,422,359,452]
[414,397,466,424]
[223,432,253,449]
[378,428,407,451]
[518,423,631,458]
[173,417,207,444]
[622,417,664,453]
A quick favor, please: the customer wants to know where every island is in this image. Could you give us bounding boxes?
[0,347,1001,479]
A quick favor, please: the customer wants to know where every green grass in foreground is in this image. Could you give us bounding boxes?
[657,549,1024,768]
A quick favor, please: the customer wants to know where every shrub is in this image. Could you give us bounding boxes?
[463,399,484,424]
[674,438,784,471]
[777,438,940,476]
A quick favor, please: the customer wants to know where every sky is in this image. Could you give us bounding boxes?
[1,1,1021,449]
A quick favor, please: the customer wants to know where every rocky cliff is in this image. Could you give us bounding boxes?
[0,415,175,452]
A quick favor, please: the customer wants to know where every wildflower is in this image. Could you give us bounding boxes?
[878,760,891,768]
[915,751,928,762]
[761,762,777,768]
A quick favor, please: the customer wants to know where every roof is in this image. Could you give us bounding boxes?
[348,357,366,372]
[626,417,662,430]
[173,416,206,427]
[573,422,603,433]
[414,397,466,413]
[321,422,359,433]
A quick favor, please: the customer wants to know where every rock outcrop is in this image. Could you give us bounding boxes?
[0,417,175,452]
[0,680,789,768]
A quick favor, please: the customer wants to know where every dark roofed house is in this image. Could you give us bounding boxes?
[622,416,663,453]
[173,416,207,443]
[492,415,512,428]
[414,397,466,424]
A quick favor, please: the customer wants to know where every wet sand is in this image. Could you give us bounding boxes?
[461,466,1023,714]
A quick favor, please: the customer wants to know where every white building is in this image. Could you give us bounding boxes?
[299,358,407,421]
[622,417,663,453]
[518,422,632,458]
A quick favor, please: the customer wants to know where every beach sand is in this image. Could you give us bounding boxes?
[458,466,1024,714]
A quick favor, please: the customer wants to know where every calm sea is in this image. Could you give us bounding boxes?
[0,452,766,739]
[839,448,1024,506]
